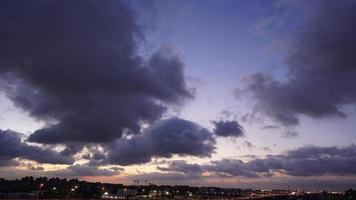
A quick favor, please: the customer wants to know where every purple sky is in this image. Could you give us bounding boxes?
[0,0,355,191]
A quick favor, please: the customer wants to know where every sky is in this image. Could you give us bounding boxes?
[0,0,355,191]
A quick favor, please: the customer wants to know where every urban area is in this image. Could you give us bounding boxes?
[0,177,355,200]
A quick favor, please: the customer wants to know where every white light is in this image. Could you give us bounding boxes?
[53,187,56,190]
[104,192,109,195]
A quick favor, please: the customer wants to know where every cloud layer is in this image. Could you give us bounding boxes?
[49,164,118,177]
[212,120,244,137]
[0,129,74,166]
[0,0,192,144]
[239,0,356,126]
[106,118,216,165]
[158,145,356,177]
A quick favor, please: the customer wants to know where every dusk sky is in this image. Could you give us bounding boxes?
[0,0,355,191]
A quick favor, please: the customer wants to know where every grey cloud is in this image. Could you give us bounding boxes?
[243,141,256,149]
[158,159,260,178]
[212,120,244,137]
[270,145,356,176]
[49,164,117,177]
[157,160,204,175]
[158,145,356,178]
[81,153,91,160]
[92,152,106,161]
[0,129,74,165]
[0,159,19,167]
[238,0,356,126]
[261,125,280,130]
[207,159,261,178]
[111,167,125,172]
[220,110,233,118]
[106,118,216,165]
[25,163,45,171]
[0,0,192,144]
[29,166,44,171]
[262,147,271,151]
[131,172,201,183]
[237,145,356,177]
[284,131,299,138]
[60,143,84,156]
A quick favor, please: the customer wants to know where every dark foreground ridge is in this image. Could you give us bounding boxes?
[0,177,355,200]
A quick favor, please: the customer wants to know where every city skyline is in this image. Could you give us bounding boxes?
[0,0,355,191]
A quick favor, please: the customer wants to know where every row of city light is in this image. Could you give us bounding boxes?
[39,183,79,192]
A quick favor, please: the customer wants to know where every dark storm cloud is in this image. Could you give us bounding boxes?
[0,129,74,165]
[157,159,263,178]
[0,0,192,144]
[234,145,356,177]
[60,143,84,156]
[0,159,19,167]
[238,145,356,177]
[212,120,244,137]
[238,0,356,126]
[158,145,356,177]
[276,145,356,176]
[106,118,216,165]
